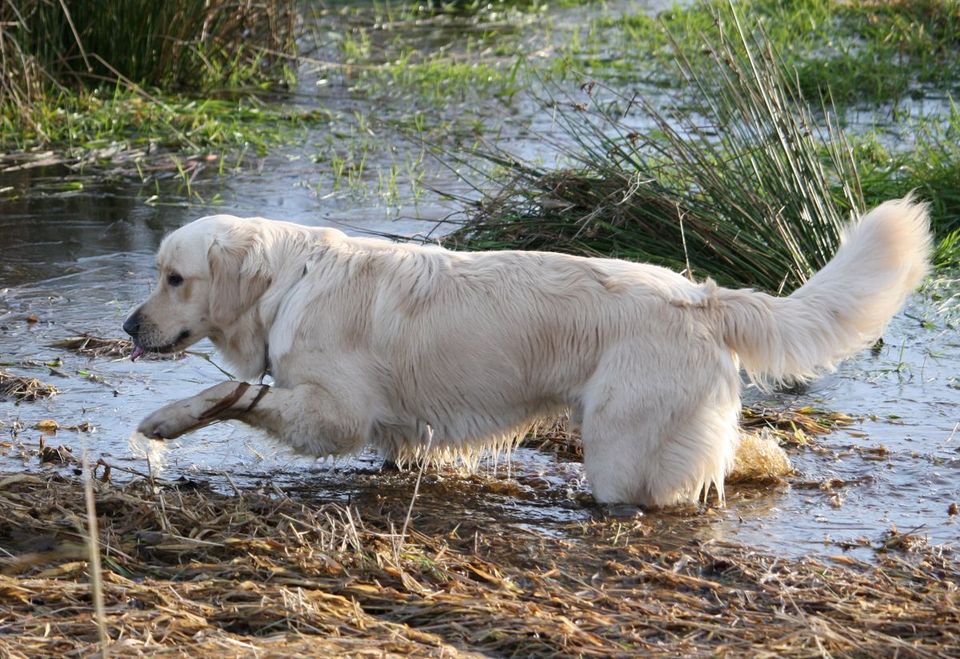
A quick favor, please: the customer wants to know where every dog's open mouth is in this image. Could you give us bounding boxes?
[131,343,146,362]
[130,330,191,362]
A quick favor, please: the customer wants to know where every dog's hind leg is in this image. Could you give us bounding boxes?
[580,338,740,507]
[137,381,370,457]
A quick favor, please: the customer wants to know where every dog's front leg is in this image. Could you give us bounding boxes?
[137,381,369,458]
[137,381,270,440]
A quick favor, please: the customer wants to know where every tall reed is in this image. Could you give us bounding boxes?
[1,0,298,137]
[446,4,864,293]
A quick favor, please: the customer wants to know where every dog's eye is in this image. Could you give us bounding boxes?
[167,273,184,287]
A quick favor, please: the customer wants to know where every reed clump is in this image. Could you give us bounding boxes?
[0,0,298,144]
[2,0,296,90]
[0,471,956,656]
[445,5,865,293]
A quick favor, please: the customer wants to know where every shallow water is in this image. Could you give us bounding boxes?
[1,1,958,564]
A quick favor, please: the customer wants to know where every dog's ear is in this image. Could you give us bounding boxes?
[208,225,272,327]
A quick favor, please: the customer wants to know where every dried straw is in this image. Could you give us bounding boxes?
[0,369,59,401]
[51,335,135,358]
[0,471,954,657]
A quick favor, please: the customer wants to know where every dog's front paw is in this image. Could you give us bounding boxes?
[137,405,200,440]
[136,382,257,439]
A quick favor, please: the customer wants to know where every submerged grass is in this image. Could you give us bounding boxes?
[0,89,330,174]
[571,0,960,109]
[319,1,532,108]
[0,471,956,656]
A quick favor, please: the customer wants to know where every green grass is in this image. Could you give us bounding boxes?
[563,0,960,110]
[358,55,523,104]
[851,110,960,267]
[0,86,330,165]
[316,0,536,108]
[0,0,300,158]
[4,0,297,91]
[443,3,920,287]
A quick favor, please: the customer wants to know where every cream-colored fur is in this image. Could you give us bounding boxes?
[126,197,931,506]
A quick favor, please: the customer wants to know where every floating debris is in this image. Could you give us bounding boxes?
[525,405,853,467]
[0,369,59,401]
[51,334,135,358]
[741,404,857,445]
[37,436,75,465]
[32,419,96,433]
[51,334,180,360]
[0,472,955,656]
[879,525,929,553]
[520,415,582,461]
[727,429,792,483]
[524,410,801,483]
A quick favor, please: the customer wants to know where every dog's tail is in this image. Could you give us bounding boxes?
[719,196,932,387]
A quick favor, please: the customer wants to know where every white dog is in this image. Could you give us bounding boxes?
[125,198,931,506]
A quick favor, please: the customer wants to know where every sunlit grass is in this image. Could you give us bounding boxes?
[0,87,330,167]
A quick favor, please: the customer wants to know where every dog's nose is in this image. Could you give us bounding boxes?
[123,310,142,338]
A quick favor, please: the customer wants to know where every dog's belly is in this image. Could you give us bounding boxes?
[369,394,569,463]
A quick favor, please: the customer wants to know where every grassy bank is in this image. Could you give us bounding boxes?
[446,0,960,287]
[0,0,310,166]
[1,471,956,656]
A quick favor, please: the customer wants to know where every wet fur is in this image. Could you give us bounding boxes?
[127,198,931,506]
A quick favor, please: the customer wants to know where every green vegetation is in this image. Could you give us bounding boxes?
[0,0,306,160]
[852,110,960,267]
[568,0,960,109]
[1,88,329,162]
[447,0,960,284]
[312,1,537,108]
[447,10,862,291]
[2,0,958,271]
[6,0,296,91]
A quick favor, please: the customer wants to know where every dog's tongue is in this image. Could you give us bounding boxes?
[131,344,146,362]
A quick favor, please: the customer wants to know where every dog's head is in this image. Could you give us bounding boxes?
[123,215,271,359]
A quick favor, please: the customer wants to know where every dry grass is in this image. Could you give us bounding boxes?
[0,369,59,401]
[0,470,955,657]
[51,334,182,361]
[741,403,857,446]
[51,335,135,359]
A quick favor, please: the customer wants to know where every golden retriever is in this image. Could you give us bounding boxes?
[125,198,931,506]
